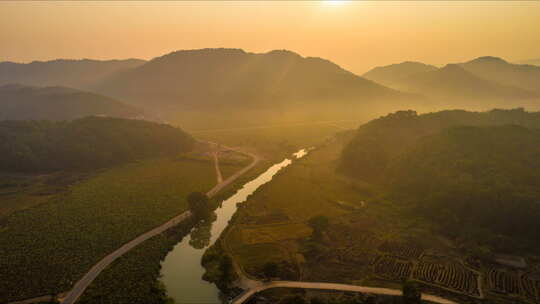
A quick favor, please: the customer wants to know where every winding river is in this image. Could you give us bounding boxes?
[160,149,309,304]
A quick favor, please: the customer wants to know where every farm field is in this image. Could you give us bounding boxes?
[216,135,540,304]
[0,171,92,218]
[0,157,216,302]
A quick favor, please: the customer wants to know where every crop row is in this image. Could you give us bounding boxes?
[413,260,480,297]
[521,273,540,302]
[373,256,413,281]
[378,241,423,259]
[486,268,520,295]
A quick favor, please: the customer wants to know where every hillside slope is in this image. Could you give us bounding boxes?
[0,84,144,121]
[95,48,418,114]
[340,109,540,244]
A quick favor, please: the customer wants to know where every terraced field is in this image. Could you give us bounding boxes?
[413,259,481,298]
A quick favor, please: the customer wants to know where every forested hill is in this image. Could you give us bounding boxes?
[0,117,194,172]
[0,84,144,121]
[340,108,540,181]
[387,125,540,241]
[95,48,417,112]
[340,109,540,244]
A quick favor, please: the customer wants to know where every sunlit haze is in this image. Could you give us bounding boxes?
[1,1,540,73]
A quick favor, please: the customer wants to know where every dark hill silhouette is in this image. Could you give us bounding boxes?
[0,84,144,121]
[0,116,194,172]
[460,56,540,93]
[340,109,540,244]
[363,61,437,88]
[95,48,419,114]
[0,59,145,89]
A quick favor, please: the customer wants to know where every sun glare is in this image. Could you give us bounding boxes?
[323,0,350,6]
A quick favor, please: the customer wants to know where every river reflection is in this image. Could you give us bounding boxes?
[160,149,309,304]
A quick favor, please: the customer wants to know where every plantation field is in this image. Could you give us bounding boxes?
[0,158,216,301]
[240,223,313,244]
[0,172,91,218]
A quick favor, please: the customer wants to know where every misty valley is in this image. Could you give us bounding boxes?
[2,2,540,304]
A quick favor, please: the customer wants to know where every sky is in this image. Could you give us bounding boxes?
[1,1,539,74]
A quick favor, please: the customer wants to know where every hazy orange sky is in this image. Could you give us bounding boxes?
[1,1,539,74]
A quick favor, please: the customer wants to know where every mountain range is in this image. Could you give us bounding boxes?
[93,48,418,113]
[363,56,540,105]
[1,50,539,126]
[0,59,145,89]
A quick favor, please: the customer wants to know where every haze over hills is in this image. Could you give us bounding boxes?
[0,84,144,121]
[517,58,540,66]
[362,61,437,88]
[94,48,421,124]
[399,64,537,100]
[363,56,540,108]
[460,56,540,93]
[0,59,146,89]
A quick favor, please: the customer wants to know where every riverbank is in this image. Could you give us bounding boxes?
[159,150,309,303]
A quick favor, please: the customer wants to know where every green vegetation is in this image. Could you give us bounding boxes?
[77,218,195,304]
[0,171,91,217]
[0,157,215,301]
[0,117,194,172]
[340,109,540,247]
[216,117,540,304]
[308,215,330,241]
[187,191,212,220]
[403,281,421,304]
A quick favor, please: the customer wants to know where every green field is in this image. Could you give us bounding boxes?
[0,157,216,301]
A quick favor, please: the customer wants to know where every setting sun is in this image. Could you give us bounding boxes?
[323,0,350,6]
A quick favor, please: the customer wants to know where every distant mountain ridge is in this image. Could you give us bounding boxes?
[94,48,418,113]
[363,56,540,104]
[517,58,540,66]
[0,84,144,121]
[0,58,146,89]
[362,61,437,88]
[460,56,540,93]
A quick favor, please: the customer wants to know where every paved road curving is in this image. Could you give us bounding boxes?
[60,144,260,304]
[231,281,458,304]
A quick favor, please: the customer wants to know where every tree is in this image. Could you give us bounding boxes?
[262,261,279,279]
[187,192,212,220]
[308,215,329,241]
[402,281,421,304]
[219,255,234,284]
